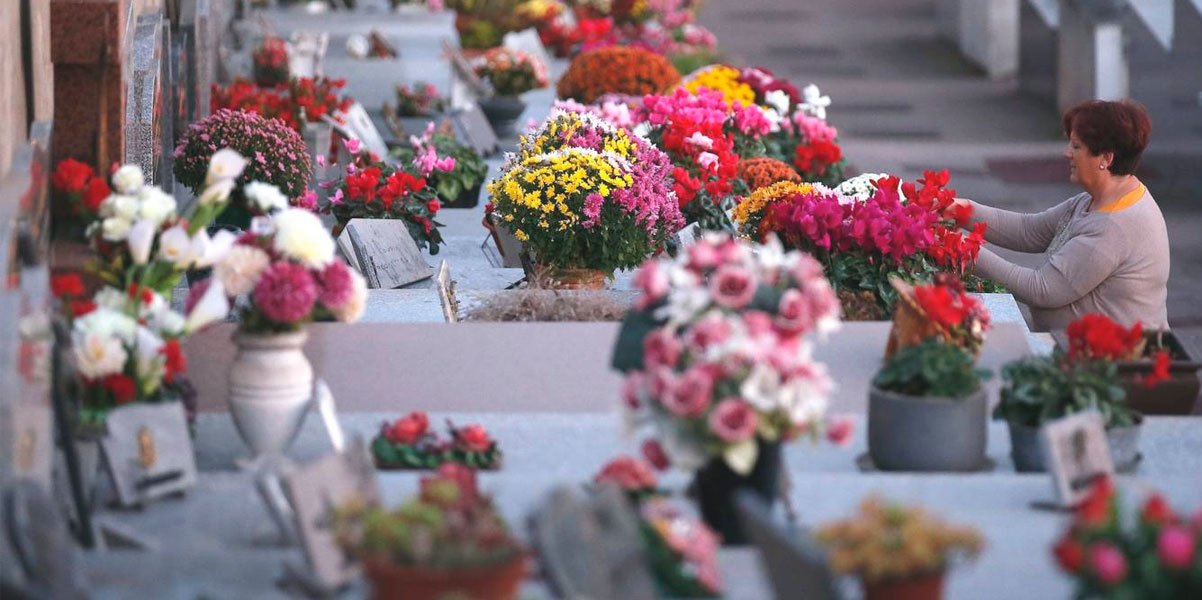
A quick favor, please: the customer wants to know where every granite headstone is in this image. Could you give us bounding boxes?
[338,218,433,289]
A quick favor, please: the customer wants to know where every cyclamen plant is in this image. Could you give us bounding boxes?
[614,234,849,475]
[211,77,353,132]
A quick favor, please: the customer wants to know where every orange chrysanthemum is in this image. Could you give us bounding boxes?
[557,46,681,104]
[737,157,801,192]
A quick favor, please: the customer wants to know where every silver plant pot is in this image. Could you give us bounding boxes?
[867,386,988,472]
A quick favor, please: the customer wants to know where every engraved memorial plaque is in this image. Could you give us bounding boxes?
[100,403,198,508]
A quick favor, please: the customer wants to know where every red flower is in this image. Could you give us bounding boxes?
[1053,536,1086,573]
[1142,493,1175,526]
[52,159,95,193]
[103,375,137,405]
[1145,350,1172,388]
[792,140,842,175]
[1089,543,1128,586]
[160,339,186,384]
[1076,477,1115,528]
[51,273,85,298]
[825,416,855,446]
[82,177,111,213]
[426,199,441,214]
[385,411,429,445]
[594,456,659,491]
[642,439,670,471]
[1066,314,1143,362]
[455,424,493,452]
[70,300,97,317]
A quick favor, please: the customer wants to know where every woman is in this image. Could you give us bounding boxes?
[958,99,1169,331]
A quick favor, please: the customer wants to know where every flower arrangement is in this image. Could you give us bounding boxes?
[174,109,312,206]
[592,455,662,502]
[1052,479,1202,598]
[323,138,455,254]
[199,207,367,333]
[746,83,848,186]
[393,81,446,116]
[735,171,994,317]
[487,111,683,275]
[833,172,899,204]
[556,46,681,104]
[51,158,112,222]
[251,36,289,87]
[473,47,549,97]
[640,499,723,597]
[372,411,502,470]
[333,464,524,571]
[391,124,487,207]
[888,274,991,358]
[614,234,846,475]
[679,64,756,109]
[736,157,800,192]
[816,497,984,585]
[211,77,353,132]
[737,66,800,113]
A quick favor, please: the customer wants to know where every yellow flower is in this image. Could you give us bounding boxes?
[514,229,528,241]
[733,181,815,225]
[679,64,757,108]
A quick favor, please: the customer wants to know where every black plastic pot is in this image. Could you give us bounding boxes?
[442,180,483,209]
[1053,330,1201,415]
[693,439,781,545]
[478,96,526,136]
[1007,415,1143,472]
[868,386,988,472]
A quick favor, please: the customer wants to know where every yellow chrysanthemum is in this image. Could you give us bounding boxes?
[679,65,756,108]
[732,181,815,225]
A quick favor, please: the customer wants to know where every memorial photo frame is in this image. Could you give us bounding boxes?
[1039,412,1115,508]
[100,402,198,508]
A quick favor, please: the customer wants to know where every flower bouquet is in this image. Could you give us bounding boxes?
[556,46,681,104]
[391,124,487,208]
[473,47,549,97]
[486,110,683,286]
[885,274,991,359]
[333,465,526,600]
[817,497,984,600]
[1052,479,1202,598]
[393,81,446,117]
[51,158,112,225]
[613,233,848,542]
[372,411,502,470]
[211,76,353,133]
[323,138,453,254]
[252,36,290,87]
[639,498,724,597]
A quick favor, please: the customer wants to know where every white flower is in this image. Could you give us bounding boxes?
[73,332,128,379]
[93,288,127,312]
[685,132,713,149]
[333,269,368,323]
[762,108,783,133]
[133,326,165,381]
[137,186,177,225]
[108,195,140,221]
[101,217,132,242]
[741,364,783,412]
[112,165,145,195]
[633,122,652,138]
[781,373,830,427]
[345,34,370,59]
[198,178,235,205]
[215,245,271,296]
[157,226,194,266]
[765,90,791,115]
[185,279,230,333]
[801,84,831,121]
[205,149,248,187]
[127,219,157,265]
[74,307,137,344]
[244,181,288,213]
[193,229,238,269]
[272,208,334,268]
[697,152,719,170]
[656,285,709,326]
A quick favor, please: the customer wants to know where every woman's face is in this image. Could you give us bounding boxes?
[1065,130,1106,186]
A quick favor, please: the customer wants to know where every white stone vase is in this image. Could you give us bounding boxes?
[228,330,313,458]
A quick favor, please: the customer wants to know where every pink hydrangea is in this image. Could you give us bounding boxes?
[253,262,317,324]
[316,260,354,310]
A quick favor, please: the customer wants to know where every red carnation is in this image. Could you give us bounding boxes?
[51,273,85,298]
[52,159,95,193]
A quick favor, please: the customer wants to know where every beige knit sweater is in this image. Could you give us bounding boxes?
[970,190,1169,332]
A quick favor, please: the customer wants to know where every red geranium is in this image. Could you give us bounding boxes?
[454,424,493,452]
[51,273,85,298]
[385,411,430,445]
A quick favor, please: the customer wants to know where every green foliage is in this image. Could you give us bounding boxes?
[670,50,723,77]
[392,134,488,205]
[994,354,1135,428]
[873,338,988,398]
[641,524,720,598]
[370,434,502,471]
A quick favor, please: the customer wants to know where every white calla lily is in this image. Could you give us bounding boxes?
[157,226,194,266]
[205,149,248,187]
[126,219,157,265]
[198,178,236,206]
[185,280,229,334]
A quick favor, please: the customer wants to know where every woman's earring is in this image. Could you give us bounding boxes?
[1099,164,1107,170]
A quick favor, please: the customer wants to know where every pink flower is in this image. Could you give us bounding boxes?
[644,328,683,369]
[709,398,758,443]
[1090,543,1128,586]
[685,132,713,149]
[329,189,344,206]
[742,310,775,338]
[710,266,756,309]
[633,263,669,308]
[687,242,722,271]
[662,366,714,417]
[687,312,733,352]
[582,192,605,228]
[316,260,354,310]
[593,456,659,491]
[253,262,318,324]
[1158,526,1196,569]
[296,189,318,211]
[697,152,719,171]
[642,439,670,470]
[825,416,854,446]
[775,289,813,334]
[342,138,361,154]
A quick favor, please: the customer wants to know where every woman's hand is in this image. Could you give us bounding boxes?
[944,197,974,225]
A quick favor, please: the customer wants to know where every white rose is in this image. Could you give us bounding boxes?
[112,164,145,195]
[73,332,129,379]
[198,178,235,206]
[205,149,248,187]
[101,217,132,242]
[271,208,334,268]
[137,186,177,225]
[214,245,271,296]
[333,269,368,323]
[244,181,288,213]
[157,226,194,266]
[740,364,783,412]
[108,195,140,221]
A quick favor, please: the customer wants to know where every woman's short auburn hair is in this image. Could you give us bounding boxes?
[1062,99,1152,176]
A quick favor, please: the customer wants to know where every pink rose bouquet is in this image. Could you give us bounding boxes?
[613,233,845,475]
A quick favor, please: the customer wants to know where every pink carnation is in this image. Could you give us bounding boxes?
[253,262,318,324]
[710,265,756,309]
[709,398,758,443]
[316,261,354,310]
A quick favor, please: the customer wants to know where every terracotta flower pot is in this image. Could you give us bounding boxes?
[693,439,782,545]
[362,555,526,600]
[533,266,607,290]
[864,571,946,600]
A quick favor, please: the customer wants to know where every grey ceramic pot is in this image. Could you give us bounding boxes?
[868,386,988,472]
[1007,415,1143,472]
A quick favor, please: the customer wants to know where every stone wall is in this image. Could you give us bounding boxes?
[0,0,53,179]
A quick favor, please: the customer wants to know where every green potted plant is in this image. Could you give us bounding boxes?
[817,497,984,600]
[1052,478,1202,598]
[391,127,488,208]
[333,464,526,600]
[869,337,990,472]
